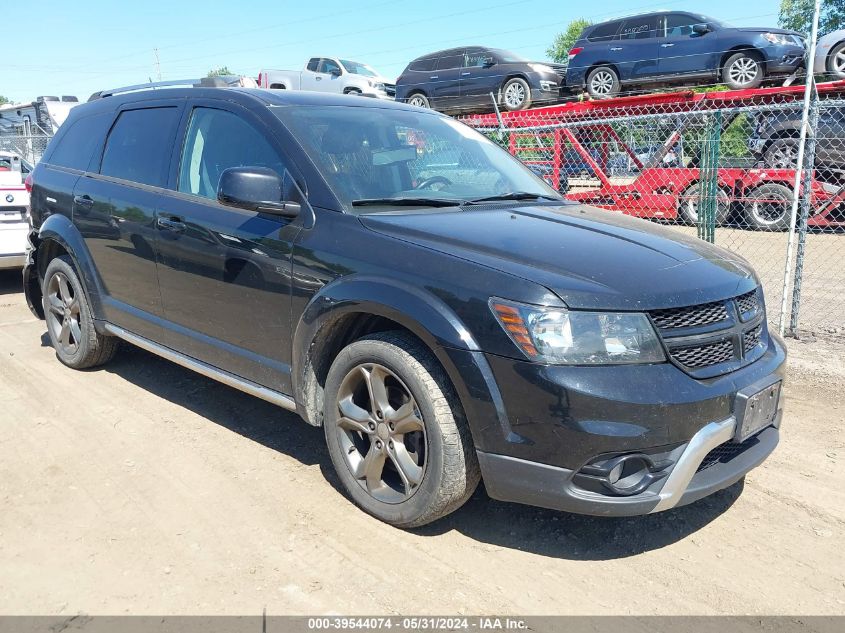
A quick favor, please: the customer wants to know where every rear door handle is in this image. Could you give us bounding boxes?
[73,194,94,208]
[157,216,186,232]
[661,43,675,48]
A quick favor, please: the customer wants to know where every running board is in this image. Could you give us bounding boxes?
[104,324,298,412]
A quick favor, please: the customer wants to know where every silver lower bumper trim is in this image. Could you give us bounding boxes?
[651,416,737,512]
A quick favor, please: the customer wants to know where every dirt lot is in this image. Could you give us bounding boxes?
[0,268,843,616]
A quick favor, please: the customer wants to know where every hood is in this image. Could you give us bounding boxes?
[360,203,758,311]
[737,27,804,38]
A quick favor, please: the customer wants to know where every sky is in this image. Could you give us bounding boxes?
[2,0,784,104]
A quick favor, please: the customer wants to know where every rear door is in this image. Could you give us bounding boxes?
[430,51,464,110]
[611,15,661,82]
[154,101,301,391]
[73,102,182,336]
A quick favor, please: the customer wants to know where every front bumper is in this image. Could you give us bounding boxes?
[762,43,806,73]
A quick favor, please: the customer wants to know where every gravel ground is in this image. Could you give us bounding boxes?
[0,268,843,616]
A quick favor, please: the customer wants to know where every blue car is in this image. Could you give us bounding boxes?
[566,11,806,98]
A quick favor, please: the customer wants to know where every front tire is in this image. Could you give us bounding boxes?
[323,331,480,528]
[586,66,620,99]
[501,77,532,111]
[827,41,845,79]
[723,52,763,90]
[42,255,118,369]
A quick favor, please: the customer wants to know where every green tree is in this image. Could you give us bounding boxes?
[779,0,845,35]
[0,95,10,105]
[546,18,592,64]
[206,66,234,77]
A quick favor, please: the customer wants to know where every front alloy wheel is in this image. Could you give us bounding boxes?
[323,331,479,527]
[724,53,762,89]
[335,363,427,502]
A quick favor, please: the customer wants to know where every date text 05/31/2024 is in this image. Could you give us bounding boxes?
[307,617,529,630]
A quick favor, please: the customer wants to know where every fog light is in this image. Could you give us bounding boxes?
[578,453,672,497]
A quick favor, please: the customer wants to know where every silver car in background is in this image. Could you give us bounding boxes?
[814,29,845,79]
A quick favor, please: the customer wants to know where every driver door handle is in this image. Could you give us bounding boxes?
[661,43,675,47]
[610,47,623,51]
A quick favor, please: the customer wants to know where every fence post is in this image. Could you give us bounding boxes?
[779,0,821,336]
[697,111,721,243]
[788,95,820,336]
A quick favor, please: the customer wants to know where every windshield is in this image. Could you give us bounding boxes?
[489,49,529,63]
[340,60,379,77]
[273,106,561,213]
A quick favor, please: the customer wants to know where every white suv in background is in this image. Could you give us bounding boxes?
[0,151,31,269]
[258,57,395,99]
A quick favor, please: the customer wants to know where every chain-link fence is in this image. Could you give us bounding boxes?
[460,86,845,340]
[0,135,52,165]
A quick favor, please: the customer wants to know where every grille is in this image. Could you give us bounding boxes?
[743,325,762,354]
[649,301,728,330]
[671,339,734,368]
[696,437,756,473]
[384,84,396,97]
[736,288,760,320]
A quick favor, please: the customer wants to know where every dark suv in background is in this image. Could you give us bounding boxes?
[396,47,564,114]
[567,12,806,98]
[24,83,785,528]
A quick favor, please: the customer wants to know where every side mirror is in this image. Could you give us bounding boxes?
[329,67,342,77]
[217,167,300,218]
[692,23,710,35]
[483,58,496,67]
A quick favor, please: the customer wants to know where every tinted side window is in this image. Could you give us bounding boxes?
[100,107,179,187]
[409,58,436,72]
[178,108,285,200]
[46,112,110,171]
[435,55,463,70]
[665,13,695,37]
[620,16,658,39]
[587,20,622,42]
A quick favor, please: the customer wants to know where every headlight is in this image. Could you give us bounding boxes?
[763,32,792,45]
[528,63,555,74]
[490,298,666,365]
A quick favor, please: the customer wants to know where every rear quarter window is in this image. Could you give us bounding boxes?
[587,20,622,42]
[99,107,180,188]
[44,112,111,171]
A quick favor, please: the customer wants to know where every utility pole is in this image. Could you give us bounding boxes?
[154,48,162,82]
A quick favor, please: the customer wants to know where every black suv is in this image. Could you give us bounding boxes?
[396,47,564,114]
[23,84,785,527]
[566,12,805,98]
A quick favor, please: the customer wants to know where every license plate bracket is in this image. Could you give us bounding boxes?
[734,379,781,443]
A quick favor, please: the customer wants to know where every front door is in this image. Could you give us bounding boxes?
[459,49,499,107]
[155,103,301,392]
[611,15,661,82]
[657,13,717,78]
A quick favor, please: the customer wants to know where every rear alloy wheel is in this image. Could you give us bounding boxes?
[743,183,793,231]
[679,183,731,226]
[586,66,620,99]
[763,138,800,169]
[323,331,479,528]
[723,52,763,90]
[501,78,532,111]
[407,93,430,109]
[43,255,118,369]
[828,41,845,79]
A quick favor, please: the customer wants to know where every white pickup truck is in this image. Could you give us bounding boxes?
[258,57,395,99]
[0,151,31,270]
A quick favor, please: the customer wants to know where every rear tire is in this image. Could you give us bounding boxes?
[723,52,763,90]
[743,183,793,231]
[586,66,620,99]
[42,255,118,369]
[323,331,479,528]
[501,77,532,111]
[679,183,730,226]
[827,41,845,79]
[407,92,430,109]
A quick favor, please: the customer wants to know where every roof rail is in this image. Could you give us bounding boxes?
[87,76,249,102]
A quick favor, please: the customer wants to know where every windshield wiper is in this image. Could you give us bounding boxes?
[351,197,463,208]
[465,192,561,204]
